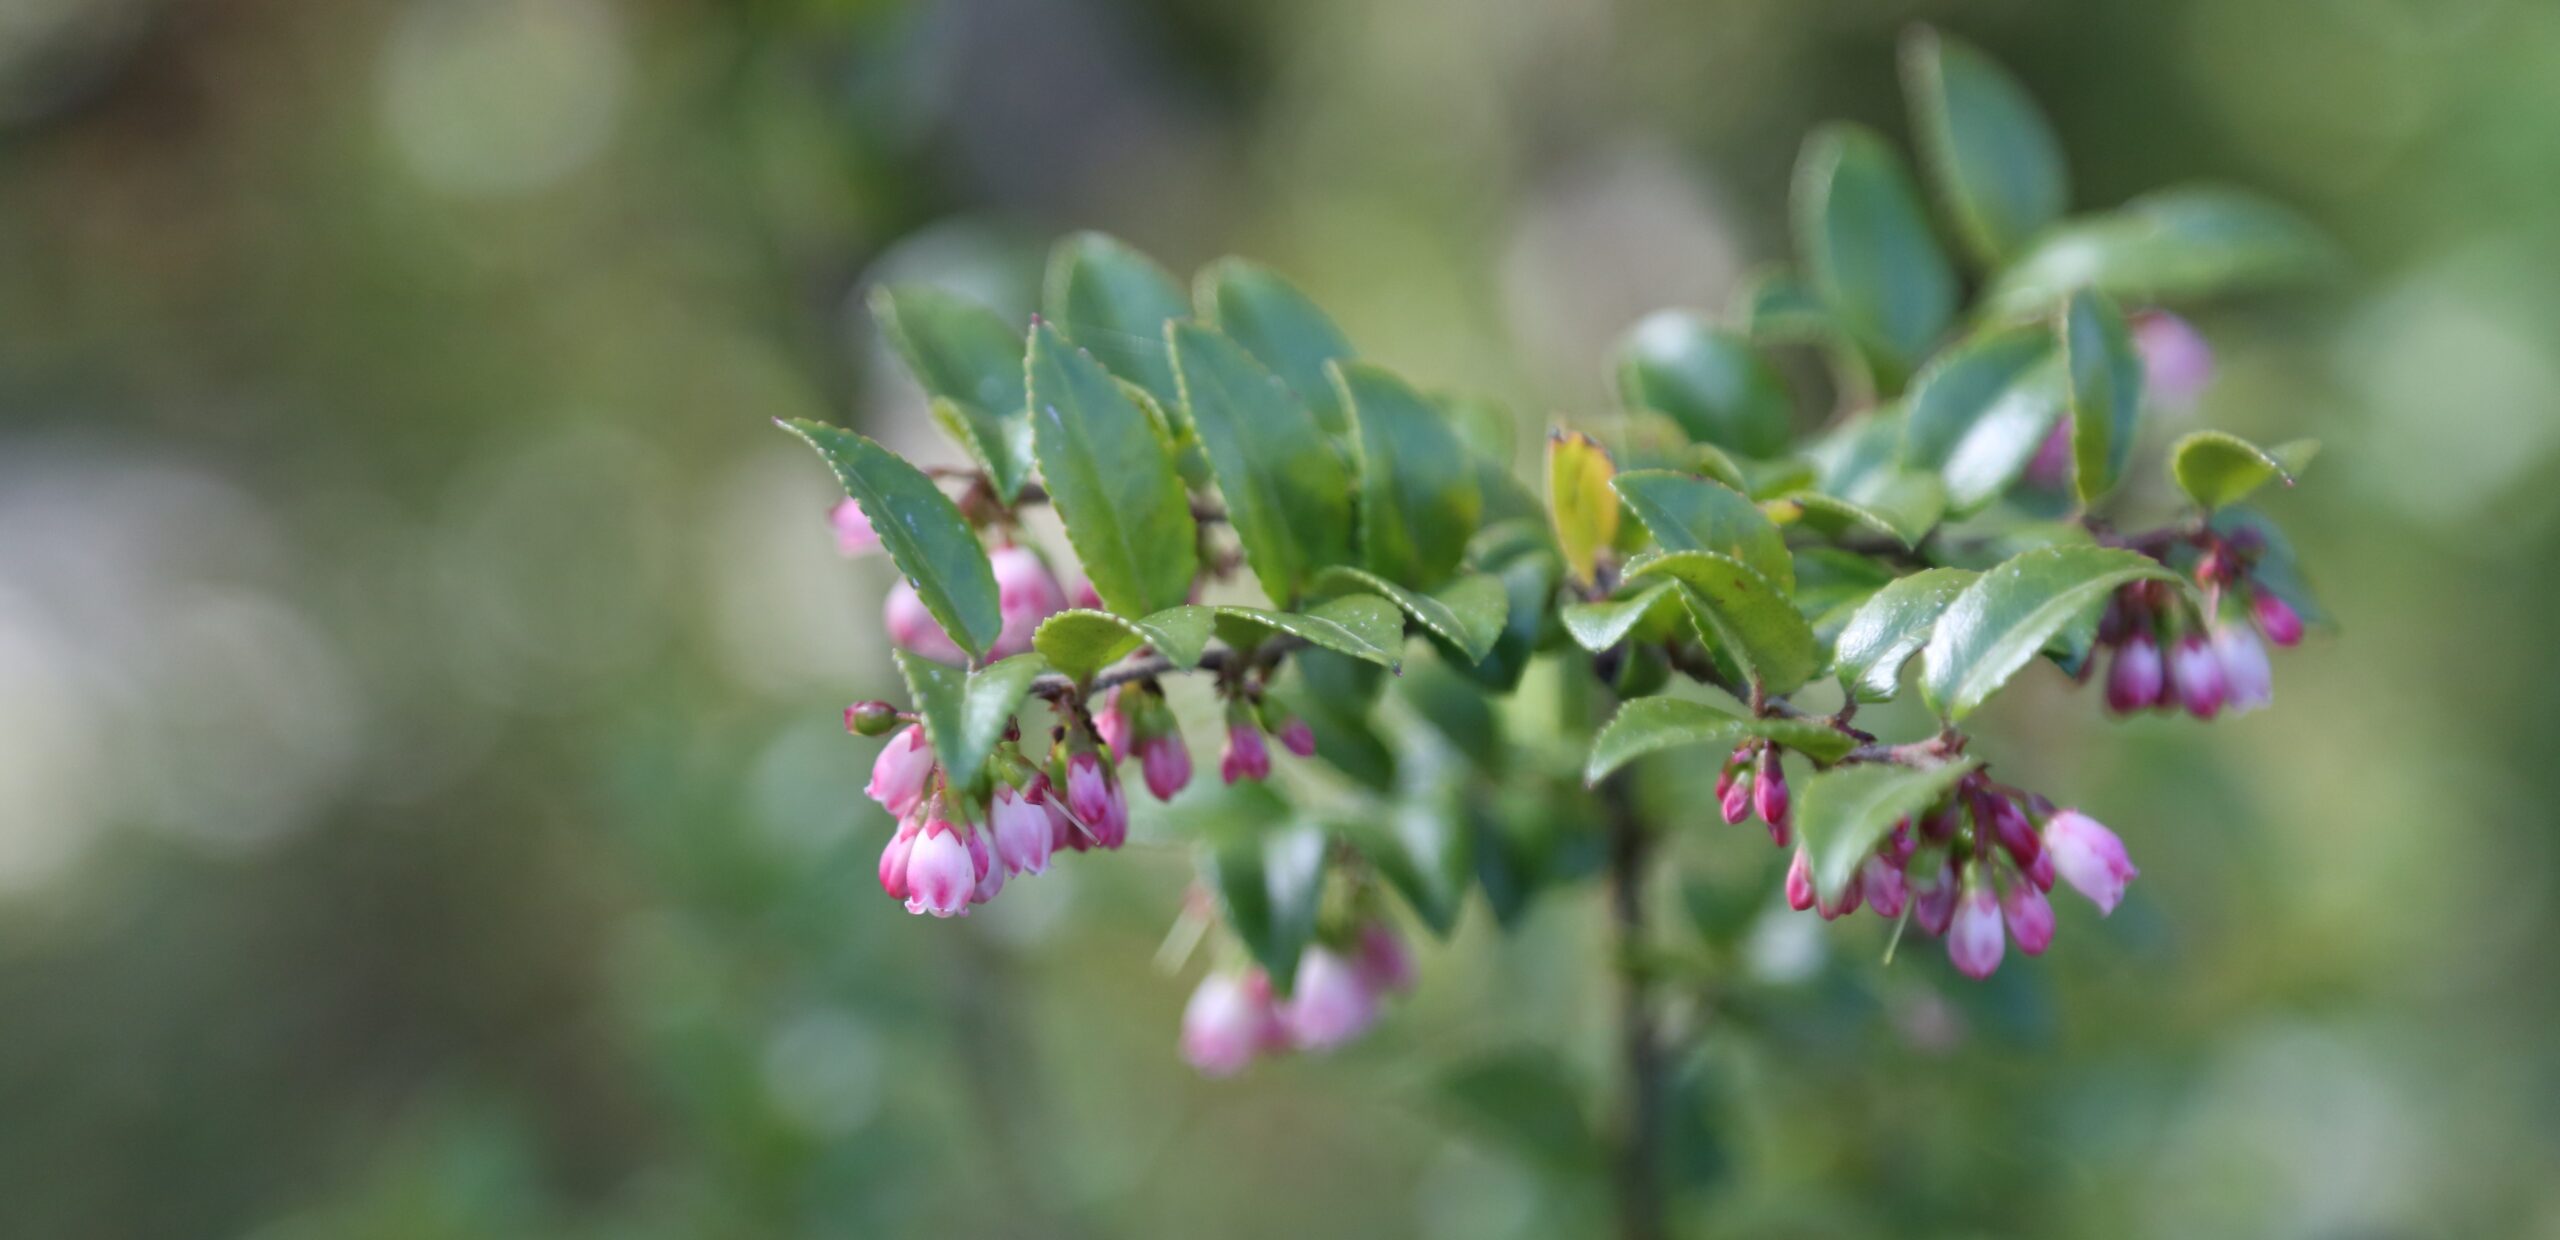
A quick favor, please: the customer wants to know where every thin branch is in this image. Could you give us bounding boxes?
[1025,635,1309,702]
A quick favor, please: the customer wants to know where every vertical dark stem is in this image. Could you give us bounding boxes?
[1603,778,1669,1240]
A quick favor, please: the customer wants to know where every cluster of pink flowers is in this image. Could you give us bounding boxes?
[1780,771,2137,979]
[1714,741,1793,846]
[1179,923,1416,1077]
[836,497,1075,663]
[2098,564,2302,721]
[863,719,1132,917]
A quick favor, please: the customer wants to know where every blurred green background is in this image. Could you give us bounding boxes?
[2,0,2553,1236]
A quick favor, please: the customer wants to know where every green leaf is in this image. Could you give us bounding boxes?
[1042,231,1190,410]
[1025,323,1200,617]
[870,286,1036,500]
[1213,594,1405,670]
[1796,760,1981,903]
[780,419,1002,658]
[2060,290,2143,505]
[892,651,1047,796]
[1611,470,1794,595]
[1793,123,1959,376]
[1781,470,1948,550]
[1203,818,1329,993]
[1829,568,1978,701]
[1791,547,1900,621]
[1030,605,1214,683]
[1546,430,1619,586]
[1340,792,1473,937]
[1317,566,1509,664]
[1560,581,1684,653]
[1195,257,1355,434]
[1168,322,1355,605]
[2209,506,2328,627]
[1900,326,2067,513]
[1920,545,2181,719]
[1447,535,1561,693]
[2169,432,2318,510]
[1987,186,2336,315]
[1730,266,1837,345]
[1612,311,1794,457]
[1337,361,1482,587]
[1585,697,1858,785]
[1623,551,1822,694]
[1901,26,2068,266]
[1435,1050,1598,1172]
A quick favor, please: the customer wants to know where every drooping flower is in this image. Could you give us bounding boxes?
[2045,810,2138,915]
[1913,861,1959,938]
[1060,750,1129,849]
[1182,970,1283,1077]
[865,725,935,818]
[1947,871,2006,979]
[989,782,1053,877]
[1785,849,1816,912]
[877,813,922,901]
[1283,946,1380,1051]
[2215,625,2274,715]
[903,816,979,918]
[2168,634,2227,720]
[1220,718,1272,785]
[1274,715,1317,759]
[1032,773,1086,853]
[1093,689,1132,760]
[1816,867,1864,922]
[1754,752,1791,833]
[2000,876,2056,956]
[829,497,879,556]
[2252,590,2304,647]
[1139,732,1192,802]
[2105,635,2165,714]
[2132,310,2215,409]
[1862,855,1909,920]
[987,545,1069,660]
[1353,922,1417,995]
[884,580,968,664]
[1719,772,1753,826]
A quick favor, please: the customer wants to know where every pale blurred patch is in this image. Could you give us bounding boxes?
[380,0,626,199]
[761,1007,886,1138]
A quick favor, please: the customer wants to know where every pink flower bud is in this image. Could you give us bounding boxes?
[884,580,968,664]
[2252,591,2304,648]
[2214,626,2274,715]
[2170,635,2227,720]
[1914,861,1958,937]
[902,817,977,917]
[1181,970,1282,1078]
[1863,856,1909,919]
[1283,946,1381,1051]
[1784,849,1816,911]
[990,784,1053,877]
[2132,311,2215,409]
[987,545,1068,659]
[1139,733,1192,802]
[1064,751,1113,826]
[1220,721,1272,785]
[1816,868,1864,922]
[1071,579,1104,611]
[877,814,921,900]
[1032,774,1085,853]
[829,497,880,556]
[1719,773,1753,826]
[1947,873,2005,979]
[2024,418,2074,489]
[1276,717,1317,759]
[2000,877,2055,956]
[1353,922,1417,994]
[2025,845,2055,892]
[1989,797,2040,871]
[865,725,936,818]
[2106,636,2164,714]
[2045,810,2138,915]
[1754,757,1791,831]
[1093,692,1132,760]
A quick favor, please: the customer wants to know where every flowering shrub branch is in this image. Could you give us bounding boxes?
[792,26,2328,1234]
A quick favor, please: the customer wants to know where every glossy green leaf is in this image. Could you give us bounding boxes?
[1337,361,1482,587]
[1920,545,2181,719]
[2061,290,2143,504]
[1547,430,1619,585]
[1791,547,1900,621]
[1987,186,2336,315]
[780,419,1001,658]
[1195,257,1354,434]
[1448,536,1561,692]
[1793,123,1958,374]
[1899,326,2068,513]
[1316,566,1509,665]
[1399,658,1504,772]
[1611,470,1794,594]
[1213,594,1405,670]
[870,285,1036,500]
[1585,697,1858,785]
[1168,322,1354,605]
[1042,231,1190,410]
[1731,267,1837,345]
[1025,323,1200,617]
[1560,581,1683,653]
[1030,605,1214,683]
[1340,791,1473,937]
[1782,470,1948,549]
[1203,817,1329,994]
[1797,760,1981,903]
[1623,550,1822,694]
[1612,311,1794,457]
[1901,26,2068,266]
[1829,568,1977,701]
[2170,432,2318,510]
[892,650,1046,796]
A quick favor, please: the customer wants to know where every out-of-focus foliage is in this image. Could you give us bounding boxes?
[1,1,2555,1237]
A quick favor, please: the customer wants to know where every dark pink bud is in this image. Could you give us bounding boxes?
[1719,773,1753,826]
[1754,756,1790,831]
[1353,922,1417,994]
[1274,715,1317,758]
[1863,856,1909,920]
[2170,635,2227,720]
[2106,636,2165,714]
[1991,798,2040,871]
[1785,849,1815,911]
[2252,591,2304,647]
[1816,869,1863,922]
[1947,873,2005,979]
[1913,862,1959,938]
[2000,878,2056,956]
[1220,721,1272,784]
[1886,817,1916,866]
